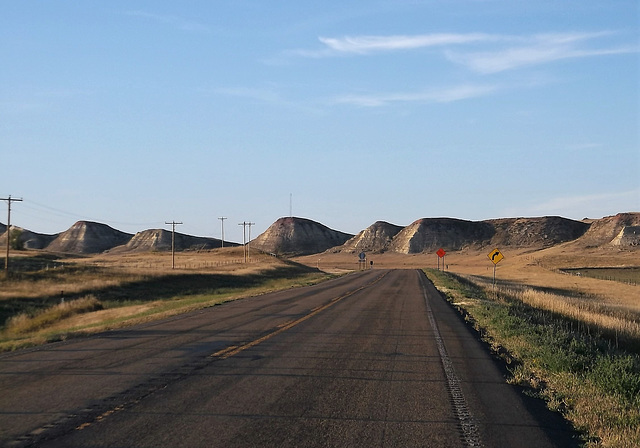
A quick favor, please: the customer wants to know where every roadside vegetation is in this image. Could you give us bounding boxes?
[560,267,640,286]
[0,253,331,352]
[425,268,640,448]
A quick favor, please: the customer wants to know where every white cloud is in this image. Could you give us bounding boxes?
[318,33,496,54]
[293,30,637,74]
[446,32,638,74]
[332,84,498,107]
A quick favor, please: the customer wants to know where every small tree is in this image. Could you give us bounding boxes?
[9,229,24,251]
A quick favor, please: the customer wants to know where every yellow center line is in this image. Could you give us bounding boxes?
[72,272,387,434]
[211,271,388,360]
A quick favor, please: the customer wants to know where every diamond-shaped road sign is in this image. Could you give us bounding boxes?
[436,248,446,258]
[487,248,504,265]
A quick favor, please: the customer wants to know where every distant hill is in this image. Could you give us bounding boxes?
[340,221,404,253]
[9,227,58,250]
[332,216,594,254]
[111,229,231,253]
[251,217,353,256]
[3,212,638,256]
[571,212,640,248]
[486,216,589,248]
[46,221,133,254]
[388,218,494,254]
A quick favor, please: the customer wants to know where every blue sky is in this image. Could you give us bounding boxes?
[2,1,638,242]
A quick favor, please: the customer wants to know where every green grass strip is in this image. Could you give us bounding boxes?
[424,268,640,448]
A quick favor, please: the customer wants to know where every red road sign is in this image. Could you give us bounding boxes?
[436,248,446,258]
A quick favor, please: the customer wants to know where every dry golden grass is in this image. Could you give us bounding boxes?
[1,247,278,300]
[0,247,328,351]
[296,245,640,313]
[446,246,640,311]
[6,295,103,335]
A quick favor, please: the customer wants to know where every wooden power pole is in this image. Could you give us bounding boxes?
[238,221,255,262]
[165,221,183,269]
[218,217,227,248]
[2,195,23,275]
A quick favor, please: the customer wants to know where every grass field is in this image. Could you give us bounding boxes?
[560,267,640,285]
[0,247,331,351]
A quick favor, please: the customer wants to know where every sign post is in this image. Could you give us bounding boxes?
[487,248,504,290]
[436,248,446,271]
[358,251,366,271]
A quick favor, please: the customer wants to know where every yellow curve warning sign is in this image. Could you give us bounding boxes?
[487,248,504,265]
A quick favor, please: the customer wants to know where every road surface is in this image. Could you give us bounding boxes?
[0,270,578,447]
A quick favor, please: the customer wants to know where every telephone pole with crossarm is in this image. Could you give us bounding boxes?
[2,195,23,275]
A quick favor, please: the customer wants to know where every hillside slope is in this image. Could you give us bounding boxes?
[251,217,353,256]
[339,221,404,253]
[388,218,494,254]
[572,213,640,248]
[487,217,589,248]
[111,229,228,252]
[45,221,133,254]
[332,216,593,255]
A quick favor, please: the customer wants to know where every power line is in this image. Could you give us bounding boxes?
[1,195,23,275]
[20,200,162,228]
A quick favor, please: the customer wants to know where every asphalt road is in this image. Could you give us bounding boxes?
[0,269,579,447]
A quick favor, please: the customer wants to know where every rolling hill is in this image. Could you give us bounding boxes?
[1,213,638,256]
[45,221,133,254]
[250,217,353,256]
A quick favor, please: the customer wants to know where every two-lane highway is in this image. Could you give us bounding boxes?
[0,270,578,447]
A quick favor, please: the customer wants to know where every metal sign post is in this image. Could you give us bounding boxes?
[436,248,446,271]
[487,248,504,290]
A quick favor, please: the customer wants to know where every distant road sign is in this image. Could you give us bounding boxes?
[487,248,504,265]
[436,248,446,258]
[359,251,366,261]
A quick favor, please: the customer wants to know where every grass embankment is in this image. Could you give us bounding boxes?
[425,268,640,448]
[0,256,332,352]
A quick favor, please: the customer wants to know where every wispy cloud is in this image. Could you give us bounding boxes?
[319,33,497,54]
[293,30,637,73]
[290,33,499,58]
[124,10,210,33]
[445,31,638,73]
[332,84,498,107]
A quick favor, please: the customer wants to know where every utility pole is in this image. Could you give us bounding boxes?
[165,221,182,269]
[218,217,227,248]
[238,222,247,262]
[247,222,255,261]
[2,195,23,275]
[238,221,255,262]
